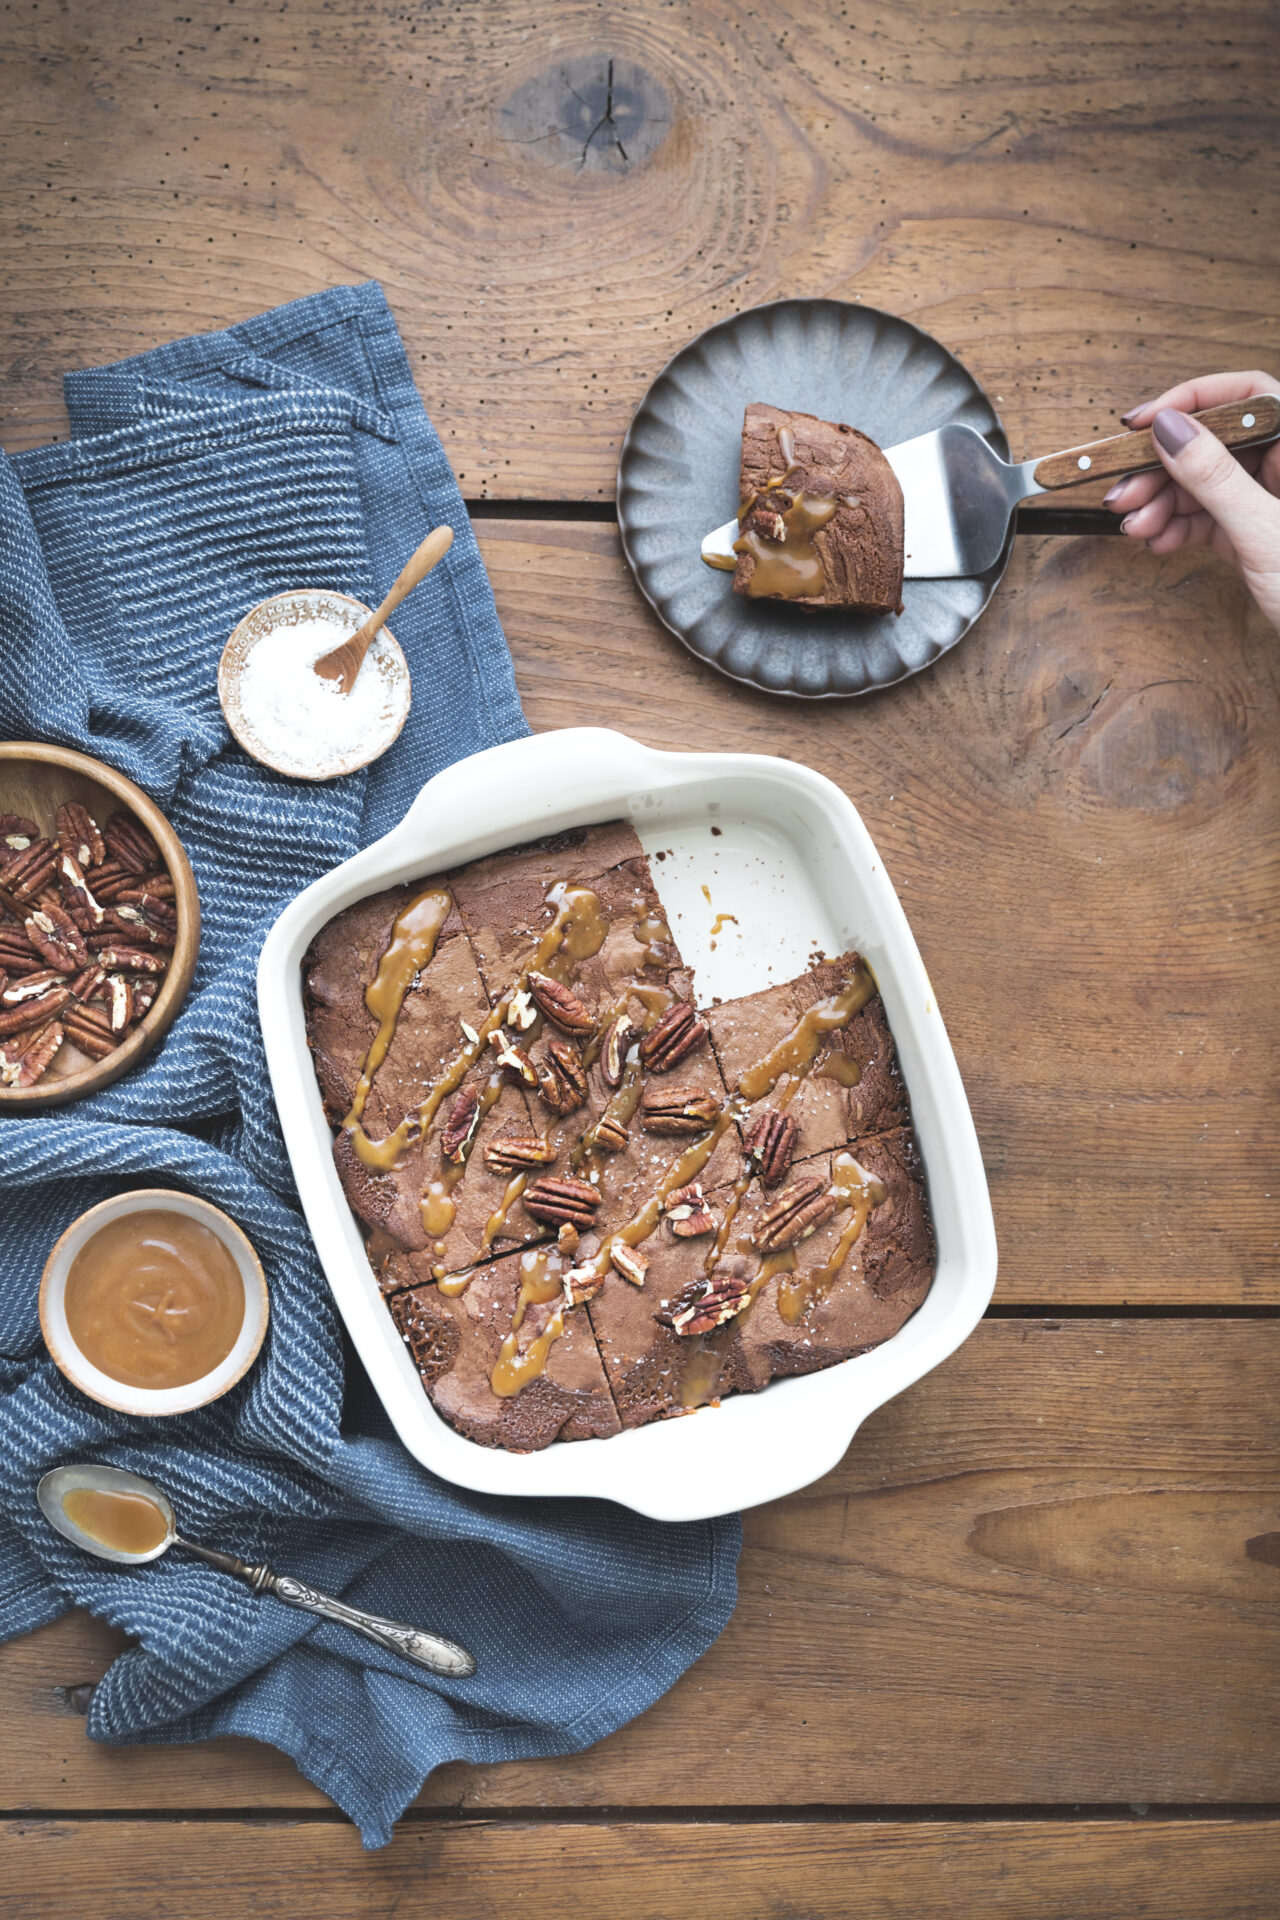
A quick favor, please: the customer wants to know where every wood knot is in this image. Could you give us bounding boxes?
[500,55,671,173]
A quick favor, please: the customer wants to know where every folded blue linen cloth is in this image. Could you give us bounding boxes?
[0,283,739,1845]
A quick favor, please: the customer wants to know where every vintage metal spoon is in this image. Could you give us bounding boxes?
[38,1463,476,1679]
[312,523,454,694]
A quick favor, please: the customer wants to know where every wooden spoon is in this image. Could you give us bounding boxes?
[313,524,454,695]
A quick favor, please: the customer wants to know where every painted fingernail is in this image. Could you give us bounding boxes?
[1121,405,1151,426]
[1152,408,1198,456]
[1104,480,1130,505]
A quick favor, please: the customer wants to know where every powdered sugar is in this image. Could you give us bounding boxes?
[234,616,404,779]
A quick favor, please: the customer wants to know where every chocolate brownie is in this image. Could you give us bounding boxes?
[389,1246,620,1451]
[728,1130,935,1382]
[304,825,936,1452]
[707,951,909,1169]
[732,402,904,614]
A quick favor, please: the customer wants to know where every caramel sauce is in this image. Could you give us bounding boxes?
[818,1050,863,1088]
[735,493,840,599]
[578,1112,734,1288]
[61,1485,169,1555]
[679,1344,724,1410]
[538,883,610,980]
[737,967,875,1102]
[777,1154,886,1325]
[437,1269,473,1298]
[483,1172,528,1250]
[419,1071,505,1238]
[342,886,455,1172]
[635,913,672,948]
[490,1246,568,1397]
[710,913,738,938]
[63,1210,245,1391]
[630,983,676,1026]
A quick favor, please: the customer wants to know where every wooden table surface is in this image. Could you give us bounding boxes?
[2,1,1278,1912]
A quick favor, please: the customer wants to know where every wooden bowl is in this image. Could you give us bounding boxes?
[0,744,200,1108]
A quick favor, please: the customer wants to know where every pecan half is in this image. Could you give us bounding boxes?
[101,904,175,949]
[56,803,106,871]
[440,1083,482,1163]
[488,1029,539,1087]
[482,1132,556,1174]
[58,854,105,928]
[744,1107,799,1187]
[25,904,90,972]
[0,930,45,976]
[639,1001,708,1072]
[655,1266,753,1335]
[562,1264,605,1308]
[131,978,160,1019]
[609,1243,650,1287]
[0,986,70,1035]
[103,974,134,1032]
[601,1014,637,1089]
[526,970,595,1036]
[64,1002,116,1060]
[84,861,136,904]
[753,1174,839,1253]
[1,969,67,1007]
[90,945,168,975]
[69,963,107,1003]
[103,811,160,875]
[592,1112,630,1152]
[536,1036,588,1114]
[0,812,36,841]
[640,1084,722,1136]
[0,1017,64,1086]
[522,1175,602,1229]
[664,1181,716,1237]
[0,838,58,904]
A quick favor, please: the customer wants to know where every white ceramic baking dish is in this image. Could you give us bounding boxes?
[258,728,996,1520]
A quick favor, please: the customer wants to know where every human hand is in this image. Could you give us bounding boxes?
[1104,371,1280,631]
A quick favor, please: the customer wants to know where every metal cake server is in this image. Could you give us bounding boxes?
[700,394,1280,580]
[38,1463,477,1679]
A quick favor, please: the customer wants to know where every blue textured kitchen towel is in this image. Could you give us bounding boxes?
[0,284,740,1845]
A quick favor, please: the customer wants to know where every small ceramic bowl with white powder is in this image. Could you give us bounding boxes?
[218,589,411,781]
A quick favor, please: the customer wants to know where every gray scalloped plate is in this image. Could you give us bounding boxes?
[616,300,1011,699]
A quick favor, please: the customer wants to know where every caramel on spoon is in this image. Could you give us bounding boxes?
[38,1462,476,1678]
[313,524,453,696]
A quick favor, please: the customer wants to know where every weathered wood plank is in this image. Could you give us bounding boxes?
[3,1321,1276,1809]
[479,522,1280,1306]
[0,0,1274,496]
[4,1818,1278,1919]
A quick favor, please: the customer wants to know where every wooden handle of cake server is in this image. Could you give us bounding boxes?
[1031,395,1280,491]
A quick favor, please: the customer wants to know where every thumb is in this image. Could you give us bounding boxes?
[1150,407,1280,566]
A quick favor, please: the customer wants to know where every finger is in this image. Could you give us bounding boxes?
[1103,469,1166,512]
[1121,487,1178,541]
[1121,370,1277,427]
[1147,409,1280,571]
[1145,509,1221,556]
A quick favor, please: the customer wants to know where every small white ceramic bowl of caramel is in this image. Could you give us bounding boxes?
[39,1189,269,1417]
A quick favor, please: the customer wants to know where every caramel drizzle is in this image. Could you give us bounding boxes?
[342,882,608,1183]
[490,1245,568,1397]
[776,1154,886,1325]
[482,1171,528,1250]
[736,966,875,1102]
[422,1070,505,1241]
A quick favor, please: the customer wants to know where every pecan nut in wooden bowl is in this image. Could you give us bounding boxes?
[0,744,200,1109]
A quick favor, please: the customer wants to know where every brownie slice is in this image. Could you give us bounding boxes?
[732,402,904,614]
[707,952,909,1169]
[584,1182,770,1429]
[729,1129,935,1381]
[389,1248,620,1451]
[304,880,548,1274]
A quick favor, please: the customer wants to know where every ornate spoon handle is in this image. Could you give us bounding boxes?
[178,1537,476,1677]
